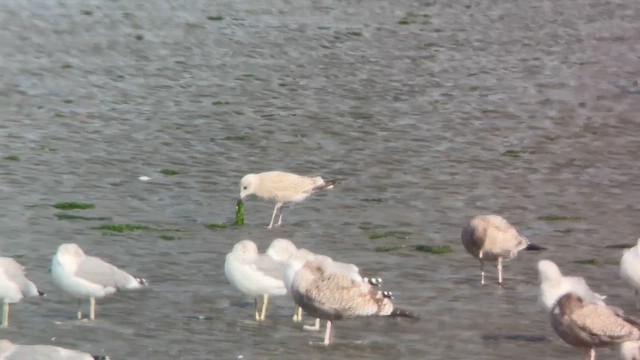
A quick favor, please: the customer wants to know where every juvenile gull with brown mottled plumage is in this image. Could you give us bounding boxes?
[461,214,540,284]
[550,293,640,360]
[290,257,416,345]
[239,171,343,229]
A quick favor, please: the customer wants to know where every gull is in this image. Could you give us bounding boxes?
[620,239,640,308]
[239,171,343,229]
[538,259,606,310]
[0,257,43,327]
[461,214,542,284]
[51,243,147,320]
[620,341,640,360]
[0,339,110,360]
[224,239,295,321]
[550,293,640,360]
[290,257,416,345]
[284,248,317,324]
[284,249,383,326]
[265,238,298,263]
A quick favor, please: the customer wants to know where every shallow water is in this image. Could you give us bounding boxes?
[1,0,639,358]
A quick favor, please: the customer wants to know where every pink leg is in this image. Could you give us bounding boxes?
[323,320,333,345]
[267,203,283,229]
[497,257,503,285]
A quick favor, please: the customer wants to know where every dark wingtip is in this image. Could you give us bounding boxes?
[37,290,46,297]
[367,277,383,287]
[319,178,347,190]
[390,308,420,320]
[93,356,111,360]
[382,291,394,299]
[137,277,148,286]
[526,243,546,251]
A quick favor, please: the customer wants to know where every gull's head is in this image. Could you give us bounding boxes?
[555,292,583,315]
[231,240,258,258]
[56,243,85,259]
[537,259,562,283]
[239,174,258,200]
[266,238,298,262]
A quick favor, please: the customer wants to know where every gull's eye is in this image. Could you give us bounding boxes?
[242,186,248,190]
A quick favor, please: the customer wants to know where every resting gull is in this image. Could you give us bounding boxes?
[290,257,416,345]
[550,293,640,360]
[0,257,43,327]
[51,243,147,320]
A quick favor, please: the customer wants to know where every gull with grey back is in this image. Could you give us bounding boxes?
[239,171,343,229]
[621,341,640,360]
[0,257,43,327]
[51,243,147,320]
[537,259,606,310]
[224,239,296,321]
[620,239,640,309]
[0,339,110,360]
[461,214,541,284]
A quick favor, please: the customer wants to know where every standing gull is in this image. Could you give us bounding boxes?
[51,243,147,320]
[290,257,416,345]
[239,171,343,229]
[224,239,295,321]
[550,293,640,360]
[0,257,43,327]
[461,214,540,284]
[538,259,606,310]
[620,239,640,309]
[0,339,109,360]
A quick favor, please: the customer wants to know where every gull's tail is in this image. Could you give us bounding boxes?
[315,178,347,191]
[526,243,546,251]
[93,356,111,360]
[136,277,148,286]
[390,307,420,320]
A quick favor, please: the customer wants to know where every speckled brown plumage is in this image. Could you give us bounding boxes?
[551,293,640,360]
[290,258,414,345]
[461,214,529,284]
[291,261,394,320]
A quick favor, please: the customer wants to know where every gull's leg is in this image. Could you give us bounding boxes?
[89,297,96,320]
[275,204,284,227]
[293,305,301,322]
[77,299,83,320]
[588,347,595,360]
[267,203,283,229]
[497,257,503,285]
[254,298,260,321]
[323,320,333,345]
[479,251,485,285]
[635,289,639,309]
[259,294,269,321]
[2,303,9,328]
[304,318,321,331]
